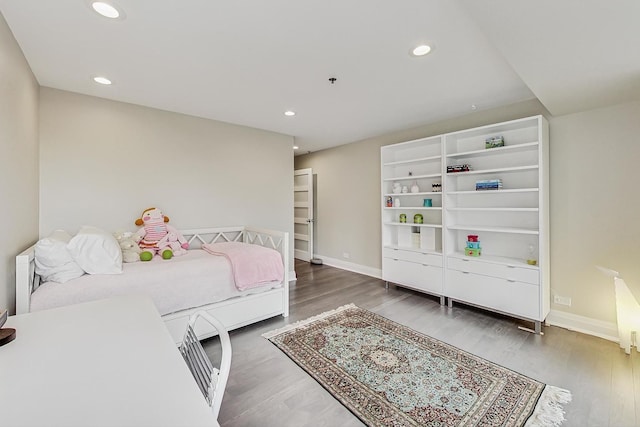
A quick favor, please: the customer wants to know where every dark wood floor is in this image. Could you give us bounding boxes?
[205,260,640,427]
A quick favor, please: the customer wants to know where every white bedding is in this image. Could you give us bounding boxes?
[30,249,281,316]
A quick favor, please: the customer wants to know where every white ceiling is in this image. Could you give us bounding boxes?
[1,1,638,154]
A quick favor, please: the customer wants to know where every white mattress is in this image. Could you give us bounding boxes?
[30,249,281,316]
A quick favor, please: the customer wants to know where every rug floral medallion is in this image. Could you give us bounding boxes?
[263,304,571,427]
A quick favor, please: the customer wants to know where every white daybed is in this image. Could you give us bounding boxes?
[16,226,290,343]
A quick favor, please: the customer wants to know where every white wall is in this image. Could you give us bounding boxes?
[0,13,39,313]
[296,98,640,328]
[39,88,295,266]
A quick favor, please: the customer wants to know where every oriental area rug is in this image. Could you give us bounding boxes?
[263,304,571,427]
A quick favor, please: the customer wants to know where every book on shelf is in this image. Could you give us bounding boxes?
[475,179,503,190]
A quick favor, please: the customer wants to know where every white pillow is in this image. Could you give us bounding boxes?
[34,230,85,283]
[67,226,123,275]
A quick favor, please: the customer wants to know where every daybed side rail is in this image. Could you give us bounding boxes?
[181,226,288,266]
[244,227,290,318]
[242,227,286,249]
[181,226,246,249]
[16,243,39,315]
[242,227,289,272]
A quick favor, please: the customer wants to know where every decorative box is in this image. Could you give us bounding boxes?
[467,235,479,242]
[465,247,481,257]
[485,136,505,149]
[398,228,412,247]
[420,227,436,251]
[412,233,421,248]
[466,241,481,249]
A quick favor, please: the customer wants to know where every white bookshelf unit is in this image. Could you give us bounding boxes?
[381,116,550,332]
[381,135,445,303]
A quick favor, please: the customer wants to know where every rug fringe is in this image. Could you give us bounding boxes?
[524,385,572,427]
[262,303,357,339]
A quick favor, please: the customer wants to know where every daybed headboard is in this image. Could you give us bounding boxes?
[15,226,290,315]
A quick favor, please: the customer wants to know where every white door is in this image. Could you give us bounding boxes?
[294,168,314,261]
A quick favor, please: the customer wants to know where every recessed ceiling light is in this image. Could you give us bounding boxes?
[471,104,478,111]
[91,2,121,19]
[411,44,432,57]
[284,111,296,117]
[93,76,112,85]
[293,145,299,150]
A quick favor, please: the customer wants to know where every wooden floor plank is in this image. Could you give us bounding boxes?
[210,260,640,427]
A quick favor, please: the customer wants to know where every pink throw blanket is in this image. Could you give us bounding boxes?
[202,242,284,291]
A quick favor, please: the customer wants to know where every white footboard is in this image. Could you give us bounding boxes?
[15,226,290,341]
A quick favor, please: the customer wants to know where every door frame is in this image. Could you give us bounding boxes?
[294,168,314,261]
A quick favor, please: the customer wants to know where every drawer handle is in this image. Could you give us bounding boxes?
[461,259,469,262]
[507,265,516,269]
[393,259,399,261]
[461,271,470,274]
[507,279,516,283]
[422,264,430,267]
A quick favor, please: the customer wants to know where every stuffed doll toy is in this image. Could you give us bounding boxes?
[113,231,141,263]
[134,207,189,261]
[158,231,188,257]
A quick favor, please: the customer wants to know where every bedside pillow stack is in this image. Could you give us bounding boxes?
[34,226,123,283]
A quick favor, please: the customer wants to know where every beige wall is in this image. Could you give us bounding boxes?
[295,99,548,268]
[39,88,295,267]
[296,98,640,325]
[549,101,640,321]
[0,13,39,313]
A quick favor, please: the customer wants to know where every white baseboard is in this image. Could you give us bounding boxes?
[545,309,618,343]
[313,255,382,280]
[305,257,620,343]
